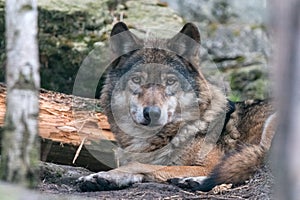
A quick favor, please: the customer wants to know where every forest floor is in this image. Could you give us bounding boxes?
[37,162,274,200]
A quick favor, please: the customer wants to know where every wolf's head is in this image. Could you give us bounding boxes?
[101,22,215,136]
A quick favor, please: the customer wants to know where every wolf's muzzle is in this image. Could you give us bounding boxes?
[142,106,161,126]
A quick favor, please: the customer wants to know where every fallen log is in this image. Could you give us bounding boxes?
[0,83,117,171]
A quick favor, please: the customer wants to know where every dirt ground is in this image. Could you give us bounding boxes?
[38,162,274,200]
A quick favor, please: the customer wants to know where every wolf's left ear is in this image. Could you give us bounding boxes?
[177,23,200,43]
[168,23,201,62]
[110,22,143,57]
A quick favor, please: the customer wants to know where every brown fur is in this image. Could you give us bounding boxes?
[78,22,277,192]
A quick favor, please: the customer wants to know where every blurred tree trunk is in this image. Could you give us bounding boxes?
[271,0,300,199]
[0,0,40,187]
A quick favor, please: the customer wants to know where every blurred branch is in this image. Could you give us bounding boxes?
[271,0,300,199]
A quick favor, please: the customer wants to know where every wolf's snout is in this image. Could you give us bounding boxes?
[143,106,161,125]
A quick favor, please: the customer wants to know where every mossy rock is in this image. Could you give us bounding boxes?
[0,0,271,101]
[0,0,185,97]
[226,65,270,101]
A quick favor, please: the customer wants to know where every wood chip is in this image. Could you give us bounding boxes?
[56,126,77,132]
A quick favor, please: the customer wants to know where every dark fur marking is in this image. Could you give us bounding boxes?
[190,177,217,192]
[222,100,236,132]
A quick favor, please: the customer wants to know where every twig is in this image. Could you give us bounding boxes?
[72,136,86,164]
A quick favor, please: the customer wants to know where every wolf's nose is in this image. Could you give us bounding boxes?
[143,106,161,125]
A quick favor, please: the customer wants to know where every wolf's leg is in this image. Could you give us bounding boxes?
[77,162,211,191]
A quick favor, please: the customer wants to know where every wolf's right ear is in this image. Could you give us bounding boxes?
[110,22,143,57]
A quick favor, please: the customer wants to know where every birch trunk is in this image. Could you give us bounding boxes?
[0,0,40,187]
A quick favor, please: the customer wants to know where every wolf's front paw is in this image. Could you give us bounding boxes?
[168,176,207,190]
[77,171,144,192]
[77,172,119,192]
[169,176,218,192]
[77,172,116,192]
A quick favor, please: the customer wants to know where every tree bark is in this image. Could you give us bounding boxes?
[0,84,116,171]
[271,0,300,199]
[0,0,40,187]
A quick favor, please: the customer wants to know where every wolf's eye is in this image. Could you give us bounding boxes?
[131,76,141,84]
[166,78,177,86]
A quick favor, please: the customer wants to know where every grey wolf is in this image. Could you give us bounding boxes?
[78,22,276,192]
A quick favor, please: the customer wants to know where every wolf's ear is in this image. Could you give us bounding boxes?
[110,22,143,57]
[177,23,200,43]
[111,22,130,36]
[168,23,201,62]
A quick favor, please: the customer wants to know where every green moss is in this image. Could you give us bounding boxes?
[37,3,109,95]
[227,66,269,100]
[250,23,266,31]
[236,56,245,63]
[228,91,241,102]
[0,0,183,96]
[207,22,219,36]
[232,28,241,37]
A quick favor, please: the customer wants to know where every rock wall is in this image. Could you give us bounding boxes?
[0,0,183,97]
[0,0,272,100]
[165,0,272,100]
